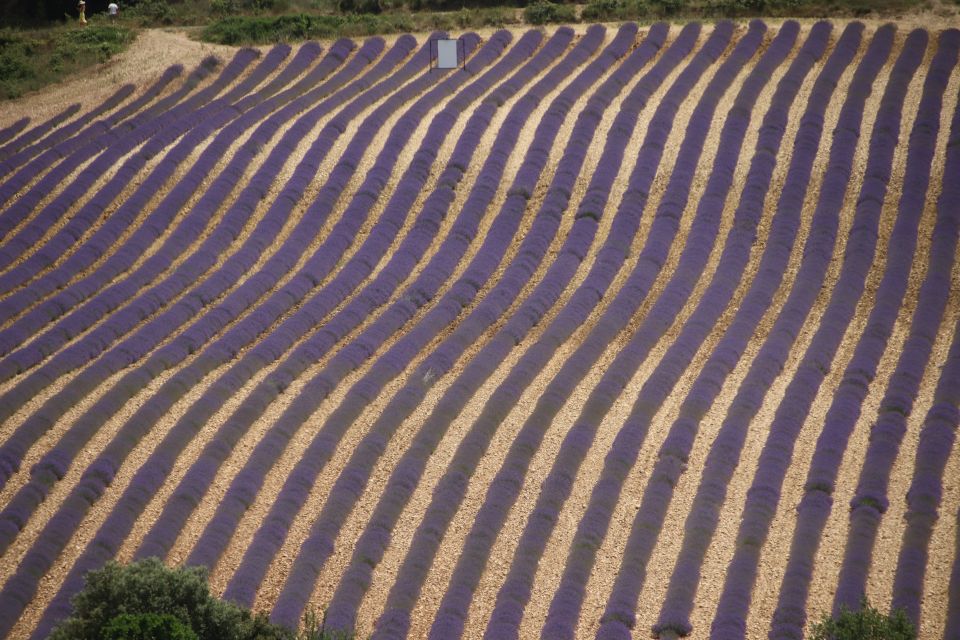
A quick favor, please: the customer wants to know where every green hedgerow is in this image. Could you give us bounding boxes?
[523,0,577,24]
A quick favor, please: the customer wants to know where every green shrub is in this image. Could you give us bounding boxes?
[338,0,383,13]
[523,0,576,24]
[582,0,646,20]
[102,613,198,640]
[648,0,682,13]
[126,0,174,24]
[210,0,239,15]
[808,600,915,640]
[202,12,417,43]
[47,558,290,640]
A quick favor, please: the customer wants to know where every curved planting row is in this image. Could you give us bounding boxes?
[0,117,30,151]
[708,26,925,639]
[1,21,958,640]
[266,23,630,631]
[649,22,892,639]
[0,41,339,357]
[889,44,960,628]
[541,19,831,640]
[19,30,527,640]
[482,19,779,640]
[0,104,80,167]
[771,28,959,639]
[313,20,660,635]
[0,53,231,237]
[138,24,556,570]
[0,31,503,636]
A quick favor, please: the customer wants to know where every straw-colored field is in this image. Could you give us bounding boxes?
[0,17,959,640]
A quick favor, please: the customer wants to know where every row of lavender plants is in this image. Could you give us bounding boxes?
[135,26,554,570]
[595,19,855,640]
[366,23,702,640]
[537,19,831,640]
[427,22,743,640]
[0,105,80,166]
[0,42,328,330]
[0,45,288,294]
[0,36,406,491]
[943,319,960,639]
[11,32,505,640]
[889,46,960,629]
[416,22,735,640]
[0,41,343,366]
[0,117,33,155]
[708,26,925,639]
[0,81,141,180]
[264,23,631,631]
[770,28,959,639]
[482,19,779,640]
[0,52,233,240]
[831,36,960,618]
[645,23,892,639]
[312,21,656,635]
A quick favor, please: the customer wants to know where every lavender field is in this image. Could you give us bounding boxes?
[0,20,958,639]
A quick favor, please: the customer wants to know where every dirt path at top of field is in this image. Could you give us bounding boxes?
[0,29,252,128]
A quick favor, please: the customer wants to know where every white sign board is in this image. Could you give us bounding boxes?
[436,39,459,69]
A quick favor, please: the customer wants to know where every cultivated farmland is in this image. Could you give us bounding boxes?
[0,19,958,640]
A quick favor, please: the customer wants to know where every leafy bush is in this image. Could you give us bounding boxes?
[47,558,291,640]
[338,0,383,13]
[523,0,576,24]
[649,0,683,14]
[102,613,198,640]
[581,0,646,20]
[126,0,174,24]
[210,0,239,16]
[808,600,915,640]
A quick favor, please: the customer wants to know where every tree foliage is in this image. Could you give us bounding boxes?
[809,600,916,640]
[47,558,291,640]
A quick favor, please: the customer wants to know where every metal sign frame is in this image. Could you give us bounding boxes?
[429,37,466,72]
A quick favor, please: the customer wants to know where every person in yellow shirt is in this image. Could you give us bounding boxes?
[77,0,87,25]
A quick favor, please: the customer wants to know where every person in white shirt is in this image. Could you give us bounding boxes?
[107,2,119,19]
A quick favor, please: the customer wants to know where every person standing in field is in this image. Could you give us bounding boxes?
[108,2,119,19]
[77,0,87,24]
